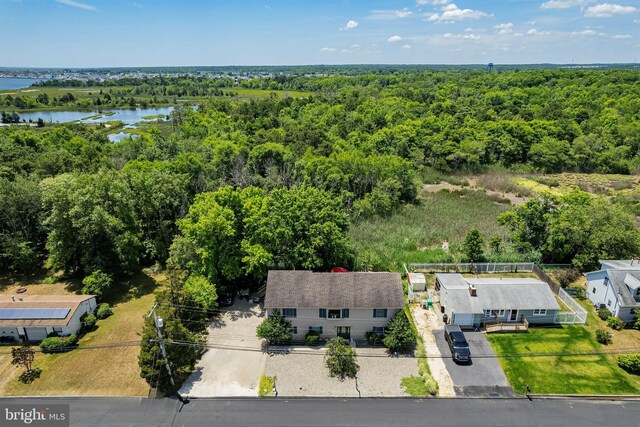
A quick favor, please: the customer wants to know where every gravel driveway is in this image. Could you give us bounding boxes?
[264,347,418,397]
[179,299,266,397]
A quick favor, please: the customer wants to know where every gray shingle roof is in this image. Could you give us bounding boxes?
[436,274,559,313]
[606,270,640,307]
[264,270,405,309]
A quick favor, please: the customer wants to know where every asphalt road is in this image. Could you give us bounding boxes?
[434,330,514,397]
[1,397,639,427]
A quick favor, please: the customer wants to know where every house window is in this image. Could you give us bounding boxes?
[309,326,323,334]
[373,309,388,318]
[373,326,385,334]
[53,327,63,333]
[291,326,298,335]
[319,308,327,318]
[607,300,612,307]
[328,309,341,319]
[484,309,505,317]
[342,308,350,319]
[533,309,547,316]
[592,287,596,294]
[282,308,297,318]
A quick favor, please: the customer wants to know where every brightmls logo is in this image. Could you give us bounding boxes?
[2,405,69,426]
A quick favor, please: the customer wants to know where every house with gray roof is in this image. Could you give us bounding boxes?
[435,273,560,328]
[584,260,640,323]
[264,270,405,341]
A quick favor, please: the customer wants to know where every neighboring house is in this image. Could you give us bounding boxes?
[0,295,97,342]
[264,270,405,341]
[584,260,640,323]
[435,273,559,328]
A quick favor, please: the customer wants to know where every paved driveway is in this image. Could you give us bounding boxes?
[179,299,266,397]
[433,330,514,397]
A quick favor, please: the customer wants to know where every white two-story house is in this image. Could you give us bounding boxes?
[264,270,405,341]
[585,260,640,323]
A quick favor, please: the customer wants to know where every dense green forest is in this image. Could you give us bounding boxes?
[3,69,640,277]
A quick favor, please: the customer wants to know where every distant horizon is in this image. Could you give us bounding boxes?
[0,62,638,70]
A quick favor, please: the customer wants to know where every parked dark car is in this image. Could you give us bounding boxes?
[444,325,471,363]
[219,290,235,307]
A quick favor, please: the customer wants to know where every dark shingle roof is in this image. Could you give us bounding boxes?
[264,270,405,309]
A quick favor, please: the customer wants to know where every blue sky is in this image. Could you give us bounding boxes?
[1,0,639,66]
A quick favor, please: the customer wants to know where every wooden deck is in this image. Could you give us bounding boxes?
[484,317,529,333]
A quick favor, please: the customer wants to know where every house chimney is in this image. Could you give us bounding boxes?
[469,284,477,297]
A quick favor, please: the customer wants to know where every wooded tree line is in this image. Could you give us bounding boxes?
[2,69,640,276]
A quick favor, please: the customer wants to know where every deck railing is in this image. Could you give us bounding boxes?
[484,317,529,333]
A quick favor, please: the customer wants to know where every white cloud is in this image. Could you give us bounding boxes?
[132,2,142,7]
[368,8,413,20]
[320,47,336,52]
[494,23,514,34]
[634,19,640,23]
[388,35,403,43]
[426,3,490,23]
[417,0,452,4]
[584,3,638,18]
[612,34,633,38]
[541,0,591,9]
[442,32,481,40]
[570,29,599,35]
[341,20,358,30]
[402,44,412,49]
[55,0,96,11]
[527,28,552,35]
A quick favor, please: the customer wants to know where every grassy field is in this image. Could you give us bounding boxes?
[0,86,314,112]
[487,300,640,395]
[0,270,162,396]
[350,189,510,271]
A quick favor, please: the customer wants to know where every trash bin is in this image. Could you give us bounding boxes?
[427,298,432,309]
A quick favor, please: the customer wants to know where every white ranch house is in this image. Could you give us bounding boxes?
[264,270,405,341]
[0,295,97,342]
[585,260,640,323]
[435,273,560,328]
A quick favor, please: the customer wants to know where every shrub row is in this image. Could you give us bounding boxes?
[40,334,78,353]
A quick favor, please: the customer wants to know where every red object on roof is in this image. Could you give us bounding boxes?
[331,267,348,273]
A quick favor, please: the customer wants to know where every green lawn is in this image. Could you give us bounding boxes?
[350,190,510,271]
[0,270,162,396]
[487,325,640,395]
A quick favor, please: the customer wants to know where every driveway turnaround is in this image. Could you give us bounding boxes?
[179,299,266,397]
[264,346,418,397]
[434,330,514,397]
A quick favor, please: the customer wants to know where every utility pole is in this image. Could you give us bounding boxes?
[148,303,175,386]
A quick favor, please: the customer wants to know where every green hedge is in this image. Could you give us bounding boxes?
[40,334,78,353]
[96,303,113,320]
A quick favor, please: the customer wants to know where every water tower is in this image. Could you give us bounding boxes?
[488,62,494,73]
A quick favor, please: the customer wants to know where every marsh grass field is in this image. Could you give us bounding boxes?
[350,189,510,271]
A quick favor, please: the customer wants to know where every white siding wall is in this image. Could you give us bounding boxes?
[270,308,401,340]
[617,307,638,323]
[586,271,610,308]
[64,297,97,336]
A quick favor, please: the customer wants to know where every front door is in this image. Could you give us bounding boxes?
[337,326,351,340]
[509,310,519,322]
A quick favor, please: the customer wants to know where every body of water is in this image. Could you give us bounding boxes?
[18,107,174,125]
[0,77,46,91]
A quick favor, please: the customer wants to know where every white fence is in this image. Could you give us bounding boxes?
[554,287,588,324]
[407,262,534,273]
